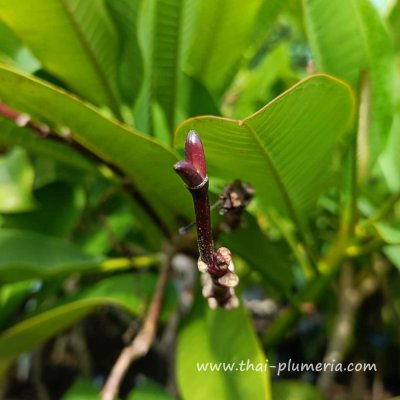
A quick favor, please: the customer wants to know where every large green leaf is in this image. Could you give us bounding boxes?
[303,0,395,165]
[0,118,96,173]
[128,378,174,400]
[0,274,175,376]
[220,213,293,295]
[379,114,400,191]
[62,379,99,400]
[105,0,143,107]
[0,230,103,282]
[271,380,324,400]
[175,75,354,228]
[135,0,193,134]
[0,147,35,213]
[0,229,159,283]
[2,181,85,237]
[184,0,263,95]
[389,0,400,51]
[0,281,33,329]
[0,20,39,72]
[0,0,122,115]
[227,43,298,119]
[0,66,192,229]
[176,301,271,400]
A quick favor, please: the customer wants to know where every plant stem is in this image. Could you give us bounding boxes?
[101,250,172,400]
[174,131,239,309]
[269,210,317,278]
[189,178,216,270]
[317,263,378,393]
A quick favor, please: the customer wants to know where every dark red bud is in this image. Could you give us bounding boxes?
[173,160,204,188]
[185,130,206,179]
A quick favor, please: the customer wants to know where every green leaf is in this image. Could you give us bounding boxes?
[0,273,174,376]
[2,181,85,237]
[0,0,122,115]
[0,147,35,213]
[0,118,97,173]
[175,75,354,228]
[251,0,288,45]
[62,378,99,400]
[135,0,191,134]
[128,378,174,400]
[0,230,104,283]
[372,221,400,245]
[184,0,262,93]
[0,66,192,229]
[220,213,293,295]
[383,245,400,272]
[303,0,395,164]
[0,281,33,329]
[271,380,324,400]
[227,43,298,119]
[184,0,263,95]
[0,229,160,283]
[379,114,400,192]
[0,20,39,72]
[176,301,271,400]
[389,0,400,51]
[105,0,143,107]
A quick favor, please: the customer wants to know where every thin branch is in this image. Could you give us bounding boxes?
[71,323,92,378]
[317,263,379,393]
[31,347,50,400]
[0,101,171,238]
[101,249,172,400]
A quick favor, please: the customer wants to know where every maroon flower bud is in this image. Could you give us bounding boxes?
[185,130,207,179]
[173,160,204,187]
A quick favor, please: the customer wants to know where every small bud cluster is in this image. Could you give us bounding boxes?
[199,247,239,309]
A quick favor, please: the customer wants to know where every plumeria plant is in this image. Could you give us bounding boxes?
[0,0,399,399]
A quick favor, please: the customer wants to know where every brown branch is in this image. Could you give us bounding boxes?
[31,347,50,400]
[101,250,172,400]
[317,263,379,393]
[0,101,171,238]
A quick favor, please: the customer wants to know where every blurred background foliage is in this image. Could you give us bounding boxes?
[0,0,399,399]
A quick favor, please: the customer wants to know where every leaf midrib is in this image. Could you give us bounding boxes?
[240,120,300,226]
[59,0,121,116]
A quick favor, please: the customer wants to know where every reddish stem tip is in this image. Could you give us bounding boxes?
[173,160,204,187]
[185,130,207,179]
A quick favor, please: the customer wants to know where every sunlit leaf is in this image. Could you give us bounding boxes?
[105,0,143,107]
[128,378,174,400]
[175,75,354,228]
[62,378,99,400]
[271,380,324,400]
[0,20,39,72]
[0,0,122,115]
[0,230,104,282]
[2,181,85,237]
[303,0,395,165]
[0,147,35,213]
[184,0,263,95]
[0,66,192,229]
[177,300,271,400]
[135,0,195,134]
[0,118,97,173]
